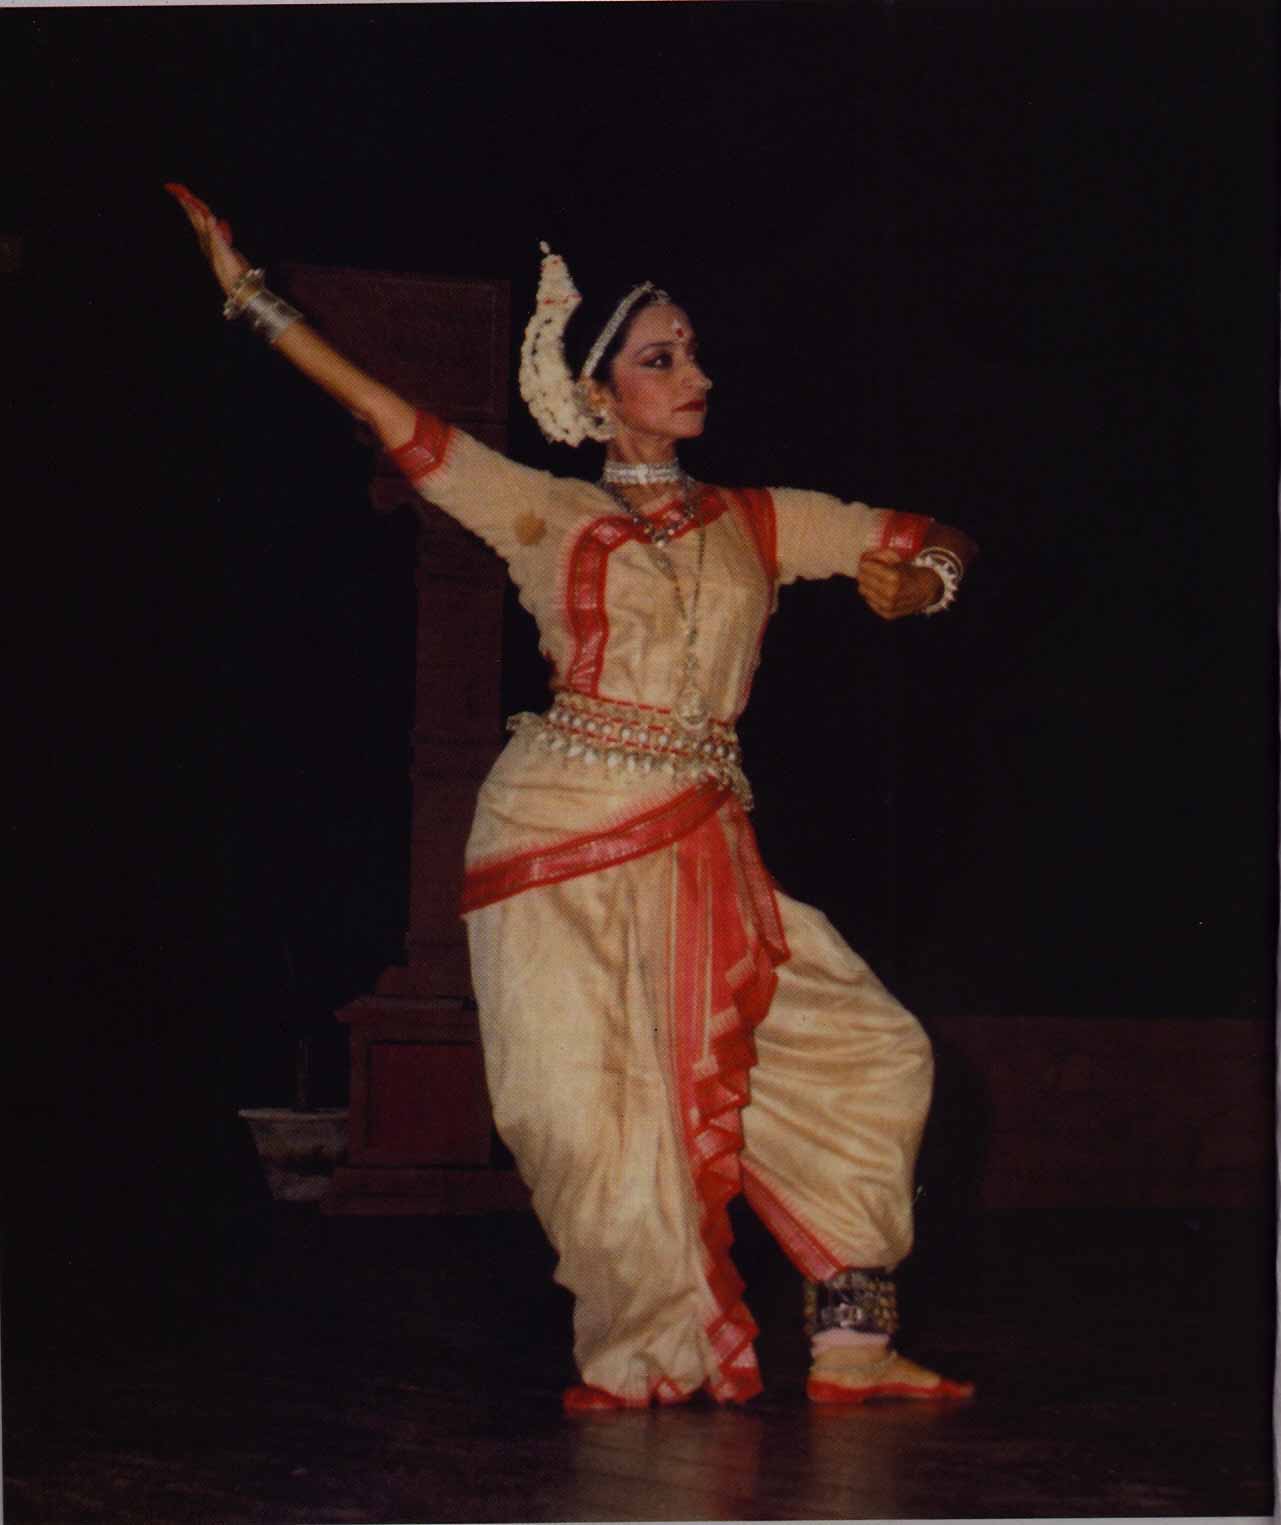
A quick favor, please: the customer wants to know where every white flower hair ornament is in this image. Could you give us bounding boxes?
[519,241,664,446]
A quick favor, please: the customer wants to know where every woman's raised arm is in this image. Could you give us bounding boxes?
[166,184,416,451]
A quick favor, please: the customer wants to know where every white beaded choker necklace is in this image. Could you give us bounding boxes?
[601,459,684,488]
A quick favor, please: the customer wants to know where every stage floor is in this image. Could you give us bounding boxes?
[5,1199,1274,1522]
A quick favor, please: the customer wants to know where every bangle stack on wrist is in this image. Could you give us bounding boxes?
[221,266,265,318]
[911,546,965,615]
[222,267,302,345]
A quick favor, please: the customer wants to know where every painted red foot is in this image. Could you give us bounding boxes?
[807,1351,975,1405]
[562,1380,700,1413]
[807,1375,975,1404]
[562,1384,649,1413]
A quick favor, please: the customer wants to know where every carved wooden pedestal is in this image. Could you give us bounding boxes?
[278,264,528,1213]
[328,996,528,1214]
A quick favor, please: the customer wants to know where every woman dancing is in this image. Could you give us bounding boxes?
[169,183,977,1411]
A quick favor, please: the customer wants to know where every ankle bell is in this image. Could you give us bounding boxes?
[804,1267,900,1339]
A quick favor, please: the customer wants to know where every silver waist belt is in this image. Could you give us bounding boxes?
[507,691,753,810]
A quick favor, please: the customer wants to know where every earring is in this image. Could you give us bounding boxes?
[575,381,616,441]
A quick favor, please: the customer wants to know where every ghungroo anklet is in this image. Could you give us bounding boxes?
[804,1268,900,1339]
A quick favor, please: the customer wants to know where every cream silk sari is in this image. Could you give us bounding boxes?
[397,416,934,1404]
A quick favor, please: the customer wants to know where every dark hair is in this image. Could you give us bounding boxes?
[564,288,672,385]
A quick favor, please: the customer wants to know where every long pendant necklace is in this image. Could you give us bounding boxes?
[600,473,713,740]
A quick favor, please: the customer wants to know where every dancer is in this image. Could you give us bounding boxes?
[169,184,977,1410]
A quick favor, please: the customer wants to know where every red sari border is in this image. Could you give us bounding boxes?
[669,804,790,1403]
[562,487,736,700]
[741,1162,844,1283]
[460,783,730,913]
[726,487,779,720]
[562,514,631,695]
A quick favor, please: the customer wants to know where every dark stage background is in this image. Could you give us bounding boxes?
[5,3,1276,1256]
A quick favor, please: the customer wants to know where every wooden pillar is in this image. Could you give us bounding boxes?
[278,264,528,1212]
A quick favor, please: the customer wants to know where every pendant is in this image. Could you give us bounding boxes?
[674,677,712,739]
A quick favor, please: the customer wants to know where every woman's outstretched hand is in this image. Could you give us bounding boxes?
[164,183,249,297]
[164,180,415,448]
[856,548,942,621]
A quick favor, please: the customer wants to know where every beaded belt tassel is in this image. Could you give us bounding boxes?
[804,1268,900,1339]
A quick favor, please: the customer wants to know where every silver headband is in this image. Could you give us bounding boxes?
[580,281,667,381]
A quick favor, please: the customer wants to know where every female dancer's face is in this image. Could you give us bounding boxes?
[598,303,712,454]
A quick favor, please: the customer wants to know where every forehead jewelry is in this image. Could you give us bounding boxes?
[580,281,667,384]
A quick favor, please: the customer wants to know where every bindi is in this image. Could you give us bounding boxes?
[672,321,687,339]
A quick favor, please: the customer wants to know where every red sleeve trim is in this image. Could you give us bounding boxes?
[878,510,934,558]
[389,409,454,484]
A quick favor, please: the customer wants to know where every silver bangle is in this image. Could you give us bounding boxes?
[222,268,301,345]
[240,287,302,345]
[222,267,265,320]
[912,546,964,615]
